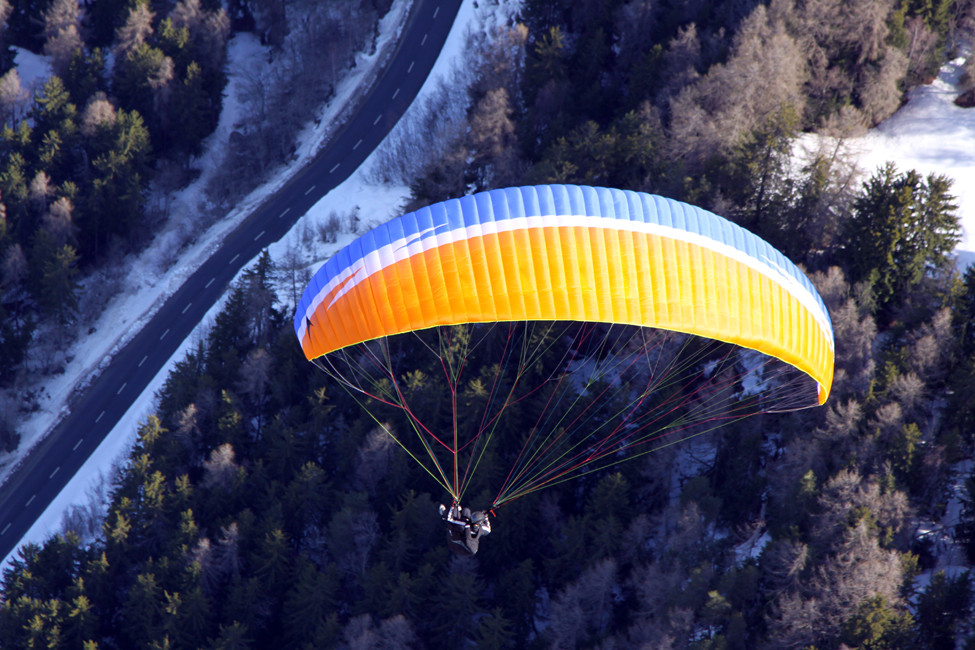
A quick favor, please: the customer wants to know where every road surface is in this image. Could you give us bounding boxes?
[0,0,463,561]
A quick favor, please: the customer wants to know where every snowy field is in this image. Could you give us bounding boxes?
[3,1,974,574]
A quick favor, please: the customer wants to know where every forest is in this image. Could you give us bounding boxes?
[3,0,975,647]
[0,0,388,448]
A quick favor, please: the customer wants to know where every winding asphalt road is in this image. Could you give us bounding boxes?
[0,0,463,562]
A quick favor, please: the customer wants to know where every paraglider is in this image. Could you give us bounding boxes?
[439,503,491,556]
[294,184,834,556]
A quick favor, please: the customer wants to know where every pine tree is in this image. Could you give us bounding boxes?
[207,621,251,650]
[122,571,164,645]
[473,607,515,650]
[429,561,486,647]
[63,47,107,105]
[167,60,209,160]
[81,107,151,257]
[0,0,15,73]
[174,586,212,648]
[0,149,28,241]
[840,594,915,650]
[31,75,77,144]
[915,571,973,650]
[256,528,291,594]
[845,164,960,313]
[282,557,337,646]
[112,41,173,148]
[37,239,79,332]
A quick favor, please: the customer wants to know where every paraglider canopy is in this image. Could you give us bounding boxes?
[295,185,834,509]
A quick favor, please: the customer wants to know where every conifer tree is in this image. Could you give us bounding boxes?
[37,238,78,329]
[845,164,960,313]
[282,557,337,646]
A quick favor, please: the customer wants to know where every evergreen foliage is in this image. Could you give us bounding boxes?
[0,0,229,382]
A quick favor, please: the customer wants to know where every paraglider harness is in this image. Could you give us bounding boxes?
[440,503,492,556]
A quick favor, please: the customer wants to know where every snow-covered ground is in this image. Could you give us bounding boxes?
[800,45,975,265]
[3,1,974,575]
[855,50,975,258]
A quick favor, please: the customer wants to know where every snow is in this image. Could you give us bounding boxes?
[854,52,975,255]
[733,528,772,565]
[11,47,51,91]
[910,459,973,598]
[1,0,516,571]
[800,44,975,265]
[3,0,974,576]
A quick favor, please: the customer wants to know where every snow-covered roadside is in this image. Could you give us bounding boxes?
[1,0,520,571]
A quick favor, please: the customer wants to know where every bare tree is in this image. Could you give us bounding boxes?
[547,558,618,649]
[666,4,806,169]
[29,171,54,214]
[907,308,953,383]
[857,48,908,125]
[762,538,810,595]
[202,443,239,489]
[340,613,415,650]
[170,0,230,72]
[42,0,83,76]
[614,0,657,73]
[80,94,117,137]
[0,68,27,125]
[326,503,378,579]
[0,0,10,33]
[0,243,27,293]
[41,196,77,248]
[114,3,155,60]
[467,86,520,189]
[656,23,702,107]
[798,0,903,123]
[767,521,905,648]
[811,268,877,399]
[352,425,395,494]
[237,347,272,431]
